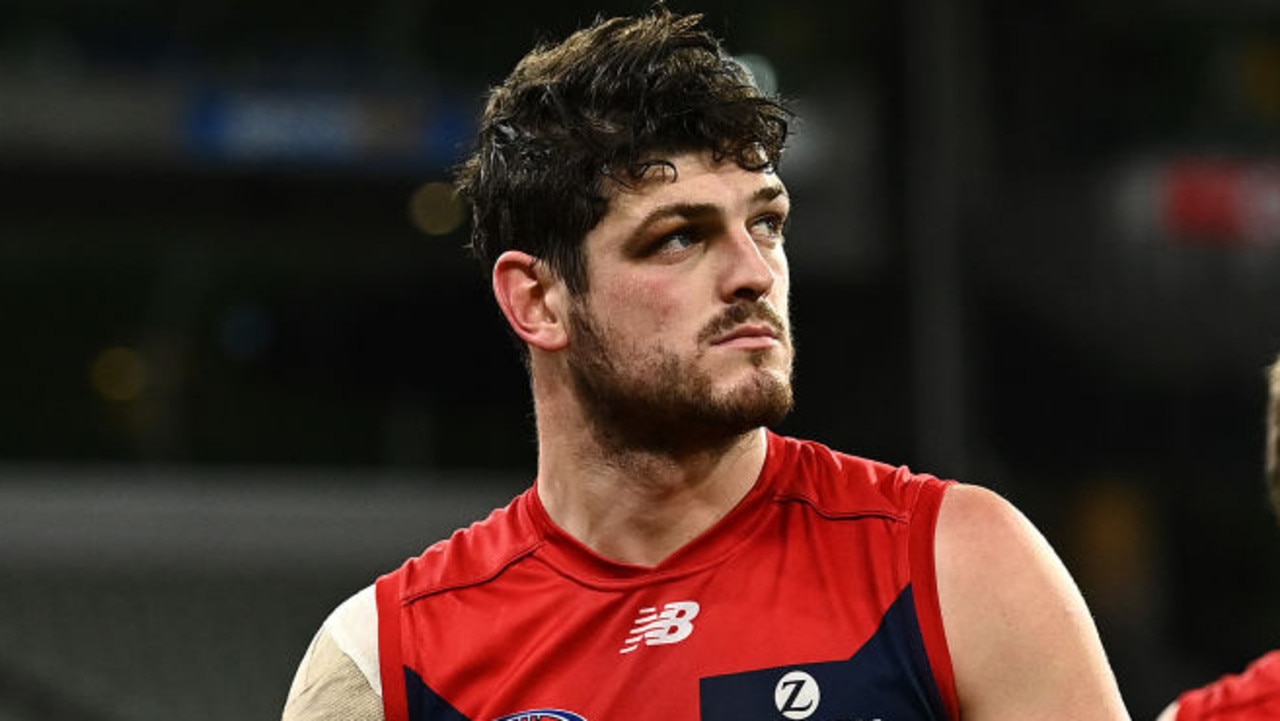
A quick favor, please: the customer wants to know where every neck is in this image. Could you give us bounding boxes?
[535,420,769,567]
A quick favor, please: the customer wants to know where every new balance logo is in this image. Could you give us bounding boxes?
[619,601,700,653]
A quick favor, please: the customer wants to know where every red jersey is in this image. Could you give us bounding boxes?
[376,432,958,721]
[1177,650,1280,721]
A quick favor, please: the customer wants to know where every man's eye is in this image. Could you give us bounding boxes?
[752,214,786,240]
[652,230,699,254]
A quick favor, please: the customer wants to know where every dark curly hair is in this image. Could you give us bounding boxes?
[455,7,792,295]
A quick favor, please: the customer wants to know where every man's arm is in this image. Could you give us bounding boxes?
[282,586,383,721]
[936,483,1131,720]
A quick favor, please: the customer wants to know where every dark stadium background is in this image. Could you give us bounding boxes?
[2,1,1279,719]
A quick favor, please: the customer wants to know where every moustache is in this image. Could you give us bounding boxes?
[698,301,788,344]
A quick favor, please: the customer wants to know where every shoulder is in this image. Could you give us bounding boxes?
[1230,649,1280,696]
[934,483,1076,646]
[934,484,1034,564]
[1173,649,1280,720]
[385,489,541,602]
[767,432,950,519]
[933,483,1129,720]
[1250,649,1280,683]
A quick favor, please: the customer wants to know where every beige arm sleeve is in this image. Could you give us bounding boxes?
[282,586,383,721]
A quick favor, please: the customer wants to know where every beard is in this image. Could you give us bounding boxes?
[565,299,794,456]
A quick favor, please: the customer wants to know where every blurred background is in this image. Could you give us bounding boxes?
[2,0,1280,718]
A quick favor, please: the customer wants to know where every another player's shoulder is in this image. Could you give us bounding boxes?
[768,432,951,518]
[1235,649,1280,690]
[1172,649,1280,720]
[384,488,542,601]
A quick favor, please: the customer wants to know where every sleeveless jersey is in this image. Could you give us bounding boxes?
[375,432,959,721]
[1176,650,1280,720]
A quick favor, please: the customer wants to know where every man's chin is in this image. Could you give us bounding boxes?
[719,363,792,397]
[715,376,794,429]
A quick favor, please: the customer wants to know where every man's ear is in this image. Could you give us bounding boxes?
[492,250,570,352]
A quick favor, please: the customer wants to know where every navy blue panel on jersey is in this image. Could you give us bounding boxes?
[699,585,948,721]
[405,667,473,721]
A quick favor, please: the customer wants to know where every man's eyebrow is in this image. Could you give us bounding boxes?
[754,185,788,204]
[632,185,790,232]
[633,202,718,233]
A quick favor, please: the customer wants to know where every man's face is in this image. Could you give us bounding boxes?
[565,150,794,453]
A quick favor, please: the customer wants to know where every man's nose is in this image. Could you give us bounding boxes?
[719,230,776,302]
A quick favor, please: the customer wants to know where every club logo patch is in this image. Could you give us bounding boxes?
[492,710,587,721]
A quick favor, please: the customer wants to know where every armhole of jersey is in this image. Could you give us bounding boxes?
[908,479,960,721]
[376,571,410,721]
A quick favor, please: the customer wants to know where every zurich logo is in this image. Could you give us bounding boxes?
[492,710,587,721]
[774,671,821,720]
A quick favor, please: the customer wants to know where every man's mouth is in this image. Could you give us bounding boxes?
[711,323,782,348]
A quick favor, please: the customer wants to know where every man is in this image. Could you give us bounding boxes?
[1155,354,1280,720]
[283,9,1130,721]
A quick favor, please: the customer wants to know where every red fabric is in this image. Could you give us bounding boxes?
[908,478,959,721]
[377,432,957,720]
[376,571,409,721]
[1178,650,1280,721]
